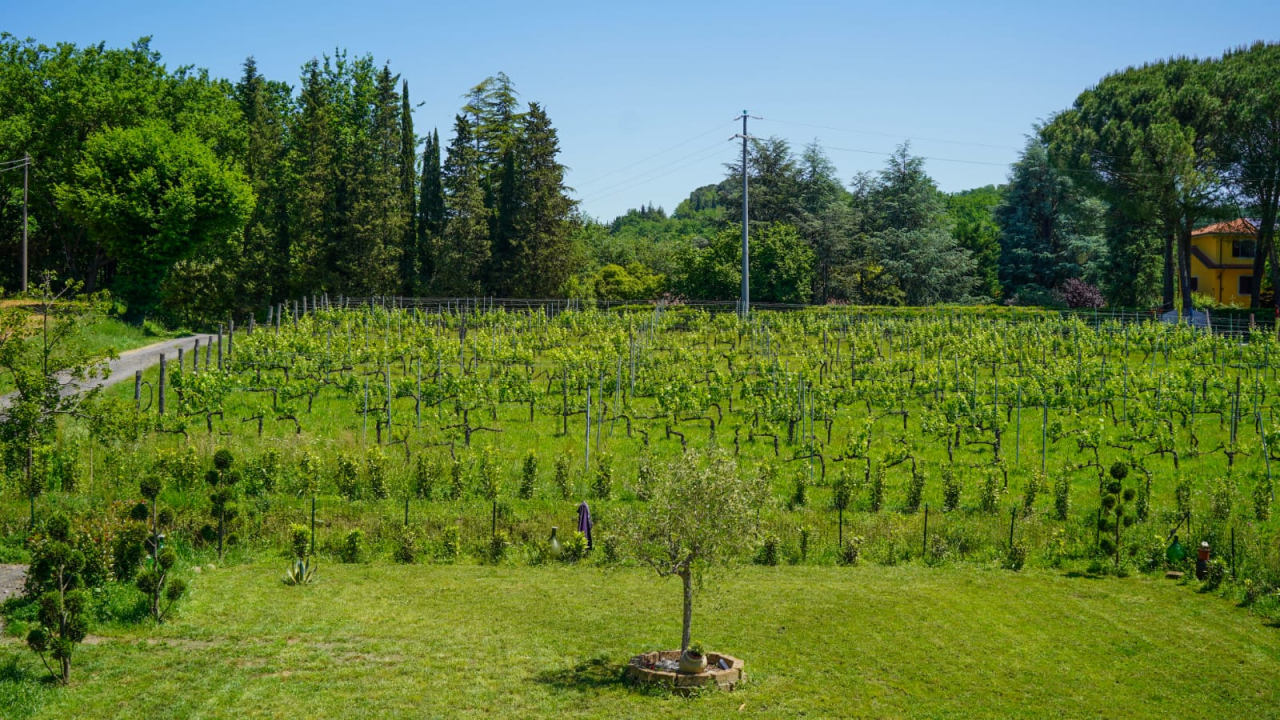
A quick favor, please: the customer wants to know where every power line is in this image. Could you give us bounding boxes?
[571,119,737,189]
[578,141,732,202]
[759,117,1024,152]
[579,144,736,204]
[815,143,1013,168]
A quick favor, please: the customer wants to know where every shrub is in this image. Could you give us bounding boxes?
[1254,474,1273,522]
[519,451,537,500]
[979,470,1003,514]
[1003,543,1027,571]
[553,455,572,500]
[1098,476,1137,568]
[366,446,389,500]
[1175,477,1193,519]
[798,525,812,562]
[790,472,808,509]
[1056,278,1105,309]
[1209,477,1233,524]
[1053,473,1070,521]
[598,532,621,564]
[289,524,310,561]
[335,452,360,501]
[592,454,613,500]
[941,465,961,512]
[1203,558,1227,590]
[448,459,465,501]
[205,449,241,561]
[339,530,363,564]
[487,530,510,565]
[635,453,657,501]
[838,536,863,566]
[904,469,925,513]
[562,531,589,562]
[477,449,500,501]
[441,525,461,562]
[392,526,418,564]
[24,515,89,684]
[1022,472,1042,517]
[868,466,885,512]
[112,523,148,582]
[413,454,438,500]
[755,535,780,566]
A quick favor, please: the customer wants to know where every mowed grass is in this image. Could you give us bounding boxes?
[3,563,1278,718]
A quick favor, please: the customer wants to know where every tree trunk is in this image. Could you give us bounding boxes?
[1162,230,1175,311]
[1176,223,1193,317]
[1250,236,1267,308]
[680,567,693,652]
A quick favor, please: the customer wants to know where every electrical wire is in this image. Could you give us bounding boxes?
[758,117,1024,152]
[580,144,737,204]
[571,120,737,189]
[577,140,732,201]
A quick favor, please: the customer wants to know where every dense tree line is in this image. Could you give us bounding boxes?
[3,34,1277,316]
[0,36,576,324]
[577,42,1279,310]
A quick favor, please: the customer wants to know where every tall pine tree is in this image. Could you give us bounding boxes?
[436,115,490,295]
[417,129,444,290]
[509,102,575,297]
[399,79,417,293]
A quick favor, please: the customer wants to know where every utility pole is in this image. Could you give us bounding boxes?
[733,111,758,318]
[22,153,29,293]
[3,155,32,292]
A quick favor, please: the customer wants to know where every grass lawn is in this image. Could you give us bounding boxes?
[3,563,1278,718]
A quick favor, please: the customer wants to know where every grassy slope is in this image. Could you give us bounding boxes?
[3,563,1278,718]
[0,315,183,395]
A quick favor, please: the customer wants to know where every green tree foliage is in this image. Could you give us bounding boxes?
[417,129,445,289]
[25,514,90,684]
[1045,57,1221,315]
[947,185,1004,300]
[435,115,491,294]
[505,103,577,297]
[1216,43,1280,308]
[995,139,1107,301]
[54,121,253,314]
[845,144,983,304]
[674,223,814,303]
[623,449,767,652]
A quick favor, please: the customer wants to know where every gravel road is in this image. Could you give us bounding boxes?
[0,334,211,410]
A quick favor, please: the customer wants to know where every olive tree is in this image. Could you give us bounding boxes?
[624,449,767,652]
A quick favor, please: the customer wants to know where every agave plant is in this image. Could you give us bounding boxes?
[283,558,316,586]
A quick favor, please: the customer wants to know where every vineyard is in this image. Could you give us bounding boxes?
[3,300,1280,715]
[1,300,1275,591]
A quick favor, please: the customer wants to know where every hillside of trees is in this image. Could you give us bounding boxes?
[1,35,1277,323]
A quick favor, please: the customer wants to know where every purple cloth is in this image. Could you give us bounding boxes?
[577,501,594,549]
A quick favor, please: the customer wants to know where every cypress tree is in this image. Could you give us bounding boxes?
[289,60,339,294]
[436,115,490,295]
[510,102,575,297]
[399,79,417,293]
[417,129,445,290]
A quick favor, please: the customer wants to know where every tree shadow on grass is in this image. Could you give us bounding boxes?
[533,655,630,694]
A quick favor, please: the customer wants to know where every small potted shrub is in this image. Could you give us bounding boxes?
[679,640,707,674]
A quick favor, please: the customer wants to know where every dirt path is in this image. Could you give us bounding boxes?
[0,563,27,603]
[0,334,208,410]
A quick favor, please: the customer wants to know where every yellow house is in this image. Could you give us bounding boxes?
[1189,219,1260,305]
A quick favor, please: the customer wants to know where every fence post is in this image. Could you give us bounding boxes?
[158,353,167,415]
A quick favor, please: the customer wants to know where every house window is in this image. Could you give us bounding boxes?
[1234,240,1257,258]
[1189,276,1199,292]
[1239,275,1254,296]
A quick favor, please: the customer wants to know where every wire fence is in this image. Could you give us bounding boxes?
[273,294,1279,340]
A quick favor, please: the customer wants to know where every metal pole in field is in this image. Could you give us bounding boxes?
[22,153,29,292]
[733,111,757,318]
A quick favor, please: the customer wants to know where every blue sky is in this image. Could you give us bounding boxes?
[8,0,1279,220]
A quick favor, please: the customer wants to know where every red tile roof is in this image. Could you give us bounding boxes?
[1192,219,1258,237]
